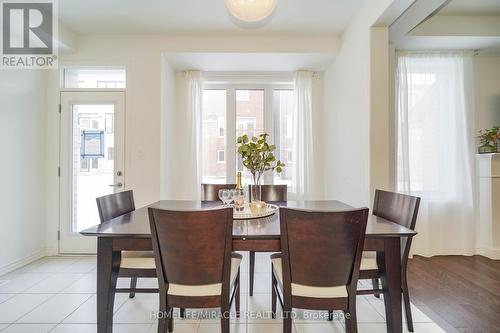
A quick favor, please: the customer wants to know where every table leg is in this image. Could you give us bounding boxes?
[97,237,121,333]
[249,251,255,296]
[380,238,402,333]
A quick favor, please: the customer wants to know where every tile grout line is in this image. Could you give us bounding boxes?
[54,293,94,328]
[9,293,60,325]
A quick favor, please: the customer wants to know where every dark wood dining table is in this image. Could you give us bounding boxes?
[81,200,416,333]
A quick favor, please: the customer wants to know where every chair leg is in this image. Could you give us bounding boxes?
[168,310,173,333]
[249,251,255,296]
[372,278,380,298]
[283,307,293,333]
[180,308,186,318]
[221,304,230,333]
[328,310,333,321]
[129,277,137,298]
[235,269,241,318]
[345,297,358,333]
[271,269,277,319]
[402,276,414,332]
[158,292,170,333]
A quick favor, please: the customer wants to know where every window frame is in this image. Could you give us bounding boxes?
[203,81,294,184]
[60,66,127,90]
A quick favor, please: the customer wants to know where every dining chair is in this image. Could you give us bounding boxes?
[201,183,237,201]
[357,189,420,332]
[148,207,242,333]
[248,184,287,296]
[96,190,157,298]
[272,207,369,333]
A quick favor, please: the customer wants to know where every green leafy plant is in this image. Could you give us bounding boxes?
[478,126,499,153]
[236,133,285,185]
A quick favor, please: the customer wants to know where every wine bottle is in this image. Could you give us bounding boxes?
[234,172,245,211]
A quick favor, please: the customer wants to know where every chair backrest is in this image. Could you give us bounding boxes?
[372,189,420,260]
[280,207,369,291]
[148,207,234,288]
[249,184,287,202]
[201,184,237,201]
[96,190,135,223]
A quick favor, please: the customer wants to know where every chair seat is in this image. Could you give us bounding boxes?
[271,257,348,298]
[360,252,378,271]
[168,257,242,297]
[120,251,156,269]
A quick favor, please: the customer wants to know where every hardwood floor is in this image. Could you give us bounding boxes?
[407,255,500,333]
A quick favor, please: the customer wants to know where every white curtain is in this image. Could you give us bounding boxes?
[396,52,476,256]
[292,70,315,200]
[165,70,202,200]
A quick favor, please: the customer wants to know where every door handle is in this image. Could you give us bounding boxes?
[109,182,123,188]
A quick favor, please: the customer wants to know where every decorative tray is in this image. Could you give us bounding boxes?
[216,203,279,220]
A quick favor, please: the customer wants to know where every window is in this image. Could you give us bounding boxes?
[272,90,294,186]
[202,90,227,184]
[63,67,126,89]
[79,118,90,129]
[236,90,264,183]
[218,117,225,137]
[105,114,114,133]
[80,158,89,171]
[202,82,294,186]
[217,150,225,163]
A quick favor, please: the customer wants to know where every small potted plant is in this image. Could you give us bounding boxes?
[236,133,284,210]
[478,127,499,154]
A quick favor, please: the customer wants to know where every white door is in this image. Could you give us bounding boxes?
[59,91,125,254]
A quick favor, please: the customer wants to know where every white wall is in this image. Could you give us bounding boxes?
[473,53,500,259]
[0,70,47,274]
[323,0,394,207]
[160,57,176,200]
[370,27,393,201]
[474,53,500,131]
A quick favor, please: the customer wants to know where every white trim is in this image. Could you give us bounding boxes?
[203,71,294,84]
[60,89,126,93]
[45,246,59,256]
[0,250,45,276]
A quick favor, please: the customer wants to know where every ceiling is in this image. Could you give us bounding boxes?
[439,0,500,16]
[59,0,365,35]
[390,0,500,50]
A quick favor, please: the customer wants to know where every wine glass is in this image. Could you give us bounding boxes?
[218,189,231,206]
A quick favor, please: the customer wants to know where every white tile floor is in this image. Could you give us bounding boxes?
[0,254,446,333]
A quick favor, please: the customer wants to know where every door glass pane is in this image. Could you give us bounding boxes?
[236,90,265,184]
[202,90,227,184]
[72,104,115,232]
[64,68,126,89]
[272,90,294,186]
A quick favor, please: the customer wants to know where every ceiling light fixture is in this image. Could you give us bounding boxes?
[225,0,278,23]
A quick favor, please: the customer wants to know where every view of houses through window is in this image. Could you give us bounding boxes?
[202,84,294,187]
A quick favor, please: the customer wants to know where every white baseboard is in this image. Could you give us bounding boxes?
[45,246,59,256]
[0,250,45,276]
[476,247,500,260]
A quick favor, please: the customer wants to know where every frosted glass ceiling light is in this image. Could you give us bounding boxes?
[225,0,278,22]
